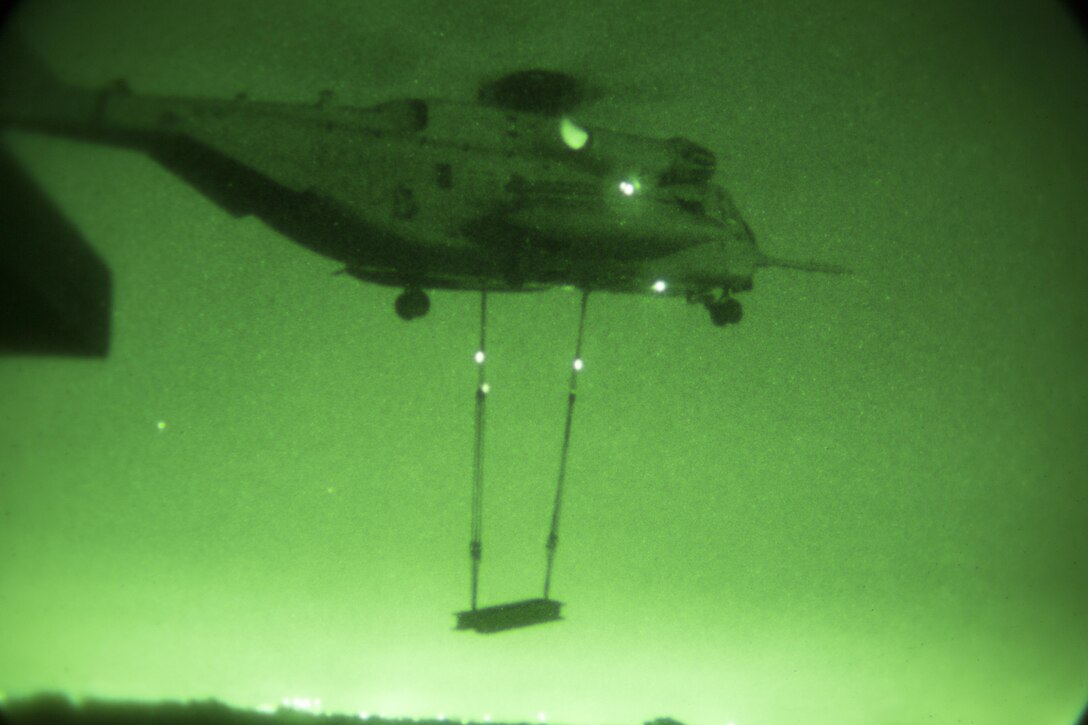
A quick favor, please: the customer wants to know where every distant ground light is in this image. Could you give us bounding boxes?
[1,694,678,725]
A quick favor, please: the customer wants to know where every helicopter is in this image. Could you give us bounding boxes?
[1,43,845,333]
[1,41,849,632]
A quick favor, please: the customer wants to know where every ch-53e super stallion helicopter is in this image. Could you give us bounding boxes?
[1,41,844,330]
[1,40,846,633]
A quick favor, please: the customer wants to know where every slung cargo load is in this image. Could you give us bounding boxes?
[455,598,563,634]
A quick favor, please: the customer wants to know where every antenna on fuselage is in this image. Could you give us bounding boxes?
[756,253,852,275]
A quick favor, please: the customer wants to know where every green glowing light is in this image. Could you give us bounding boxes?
[560,117,588,150]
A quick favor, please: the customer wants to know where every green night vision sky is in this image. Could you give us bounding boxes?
[1,1,1086,724]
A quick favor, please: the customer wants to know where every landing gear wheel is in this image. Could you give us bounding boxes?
[707,297,742,327]
[395,287,430,320]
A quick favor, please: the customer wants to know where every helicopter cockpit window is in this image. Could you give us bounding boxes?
[675,197,706,216]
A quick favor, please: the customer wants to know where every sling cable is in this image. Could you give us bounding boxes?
[455,289,589,634]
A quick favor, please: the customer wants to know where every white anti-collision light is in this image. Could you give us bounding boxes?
[573,358,584,371]
[560,117,589,150]
[652,280,667,293]
[474,350,485,364]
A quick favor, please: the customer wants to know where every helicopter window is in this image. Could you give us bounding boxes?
[392,185,417,219]
[675,198,705,216]
[435,163,452,189]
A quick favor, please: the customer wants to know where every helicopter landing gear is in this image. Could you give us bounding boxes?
[706,296,742,327]
[394,286,430,320]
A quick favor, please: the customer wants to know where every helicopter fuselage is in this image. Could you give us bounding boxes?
[2,59,796,324]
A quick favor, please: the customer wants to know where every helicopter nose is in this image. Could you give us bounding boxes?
[658,137,716,186]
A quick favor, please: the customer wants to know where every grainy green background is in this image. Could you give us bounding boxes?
[1,1,1085,723]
